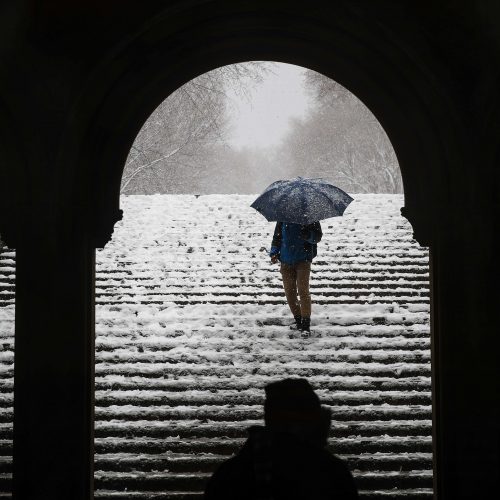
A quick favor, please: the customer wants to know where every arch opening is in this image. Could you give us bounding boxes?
[89,62,433,498]
[80,24,457,249]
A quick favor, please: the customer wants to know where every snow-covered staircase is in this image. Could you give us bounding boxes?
[0,250,14,307]
[0,194,432,499]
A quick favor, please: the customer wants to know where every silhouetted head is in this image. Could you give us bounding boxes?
[264,378,331,447]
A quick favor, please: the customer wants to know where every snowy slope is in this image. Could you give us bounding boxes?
[0,194,432,499]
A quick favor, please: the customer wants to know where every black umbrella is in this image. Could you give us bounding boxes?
[251,177,353,224]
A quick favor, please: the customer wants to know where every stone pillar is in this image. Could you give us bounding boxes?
[13,223,95,499]
[430,225,499,499]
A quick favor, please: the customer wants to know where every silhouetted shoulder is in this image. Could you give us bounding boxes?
[204,441,256,500]
[204,431,358,500]
[318,450,359,499]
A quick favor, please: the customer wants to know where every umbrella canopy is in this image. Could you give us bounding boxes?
[251,177,354,225]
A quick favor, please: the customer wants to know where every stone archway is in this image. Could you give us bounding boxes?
[68,11,458,497]
[70,10,465,249]
[0,2,498,499]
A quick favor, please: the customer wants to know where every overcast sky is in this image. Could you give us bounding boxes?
[225,63,311,150]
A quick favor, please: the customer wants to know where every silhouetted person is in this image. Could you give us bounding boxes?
[204,378,358,500]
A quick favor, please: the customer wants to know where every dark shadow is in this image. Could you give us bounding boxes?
[204,378,358,499]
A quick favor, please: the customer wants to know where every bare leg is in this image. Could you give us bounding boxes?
[280,263,301,317]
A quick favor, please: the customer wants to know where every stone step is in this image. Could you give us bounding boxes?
[92,470,433,491]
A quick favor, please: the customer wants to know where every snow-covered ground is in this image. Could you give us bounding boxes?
[0,194,432,499]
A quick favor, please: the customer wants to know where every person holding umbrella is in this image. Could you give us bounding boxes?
[251,177,353,336]
[269,220,322,334]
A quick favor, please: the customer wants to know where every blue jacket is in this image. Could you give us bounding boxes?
[270,221,322,264]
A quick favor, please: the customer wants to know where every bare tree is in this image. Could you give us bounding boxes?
[121,63,272,194]
[279,70,402,194]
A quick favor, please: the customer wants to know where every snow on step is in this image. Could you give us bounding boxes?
[91,194,428,307]
[0,194,432,499]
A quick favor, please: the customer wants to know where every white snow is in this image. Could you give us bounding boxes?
[0,193,432,498]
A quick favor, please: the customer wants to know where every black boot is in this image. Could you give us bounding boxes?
[301,317,311,336]
[290,315,302,330]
